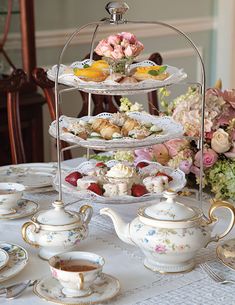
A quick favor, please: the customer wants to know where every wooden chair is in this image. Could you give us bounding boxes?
[32,52,163,159]
[0,69,27,164]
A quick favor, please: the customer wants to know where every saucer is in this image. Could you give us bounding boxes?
[34,273,120,305]
[0,249,9,271]
[217,239,235,271]
[0,199,39,220]
[0,242,28,283]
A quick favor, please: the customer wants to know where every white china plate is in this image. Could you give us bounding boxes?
[49,112,184,150]
[47,59,187,95]
[216,239,235,271]
[0,242,28,283]
[53,159,186,204]
[34,273,120,305]
[0,199,39,220]
[0,163,68,190]
[0,249,9,271]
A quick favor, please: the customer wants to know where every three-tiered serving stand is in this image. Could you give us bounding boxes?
[51,1,206,210]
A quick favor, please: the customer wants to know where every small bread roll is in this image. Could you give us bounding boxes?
[91,118,109,133]
[100,124,121,140]
[121,118,141,136]
[133,66,169,81]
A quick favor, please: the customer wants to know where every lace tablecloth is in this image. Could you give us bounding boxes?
[0,159,235,305]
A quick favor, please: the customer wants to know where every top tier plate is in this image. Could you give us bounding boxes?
[47,60,187,95]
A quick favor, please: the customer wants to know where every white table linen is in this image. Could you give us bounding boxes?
[0,158,235,305]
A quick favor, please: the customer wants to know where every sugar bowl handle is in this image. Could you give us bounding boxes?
[207,199,235,243]
[79,205,93,226]
[21,221,40,248]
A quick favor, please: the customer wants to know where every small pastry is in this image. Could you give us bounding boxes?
[133,65,170,81]
[91,60,109,73]
[73,67,107,82]
[110,113,127,127]
[121,118,141,137]
[105,73,124,82]
[91,118,110,133]
[67,122,88,139]
[119,76,139,84]
[103,182,131,197]
[77,176,99,191]
[129,128,151,139]
[143,176,169,194]
[150,125,163,133]
[100,124,121,140]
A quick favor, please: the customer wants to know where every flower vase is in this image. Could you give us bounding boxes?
[104,57,133,75]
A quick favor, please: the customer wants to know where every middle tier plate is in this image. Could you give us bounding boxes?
[53,160,186,204]
[49,112,184,150]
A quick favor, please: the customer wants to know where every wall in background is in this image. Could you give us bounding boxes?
[5,0,218,161]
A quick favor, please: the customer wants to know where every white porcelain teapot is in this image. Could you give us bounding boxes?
[22,200,93,260]
[100,191,235,273]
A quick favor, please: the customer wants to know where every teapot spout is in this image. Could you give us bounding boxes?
[100,208,135,246]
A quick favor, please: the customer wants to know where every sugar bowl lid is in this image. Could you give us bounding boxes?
[32,200,81,227]
[138,191,202,226]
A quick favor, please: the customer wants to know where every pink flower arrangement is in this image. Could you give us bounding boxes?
[95,32,144,61]
[133,87,235,199]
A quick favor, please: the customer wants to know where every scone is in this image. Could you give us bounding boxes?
[91,118,110,133]
[133,65,169,81]
[73,67,107,82]
[100,124,121,140]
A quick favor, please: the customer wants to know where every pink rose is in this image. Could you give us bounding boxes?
[95,39,113,57]
[165,139,189,157]
[224,142,235,159]
[152,144,170,165]
[111,45,124,60]
[179,159,192,174]
[216,106,235,126]
[107,34,121,46]
[194,148,218,168]
[120,32,137,44]
[222,89,235,109]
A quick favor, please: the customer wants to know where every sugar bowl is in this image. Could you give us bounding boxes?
[22,200,93,260]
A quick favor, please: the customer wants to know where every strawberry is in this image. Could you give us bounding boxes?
[96,162,106,168]
[87,183,103,196]
[156,172,173,182]
[65,171,83,186]
[131,184,148,197]
[136,162,149,169]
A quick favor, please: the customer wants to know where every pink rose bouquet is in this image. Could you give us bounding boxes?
[132,87,235,200]
[94,32,144,74]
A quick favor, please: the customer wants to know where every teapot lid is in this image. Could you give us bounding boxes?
[33,200,81,226]
[141,191,199,222]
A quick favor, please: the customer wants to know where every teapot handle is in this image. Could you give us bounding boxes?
[21,222,40,248]
[79,205,93,226]
[207,199,235,243]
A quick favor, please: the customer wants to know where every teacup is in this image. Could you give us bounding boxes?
[0,183,25,215]
[49,251,104,297]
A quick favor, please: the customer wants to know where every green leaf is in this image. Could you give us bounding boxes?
[83,64,90,68]
[148,66,167,76]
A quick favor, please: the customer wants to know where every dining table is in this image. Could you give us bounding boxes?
[0,158,235,305]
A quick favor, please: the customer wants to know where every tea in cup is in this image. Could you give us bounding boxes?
[0,183,25,215]
[49,251,104,297]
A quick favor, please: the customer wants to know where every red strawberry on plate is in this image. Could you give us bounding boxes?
[96,162,106,167]
[156,172,173,182]
[131,184,148,197]
[87,183,103,196]
[65,171,83,186]
[136,162,149,169]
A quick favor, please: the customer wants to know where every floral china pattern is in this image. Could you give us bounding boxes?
[0,243,28,282]
[0,200,39,220]
[131,219,210,255]
[34,274,120,305]
[26,225,88,247]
